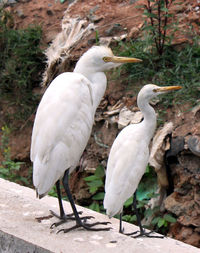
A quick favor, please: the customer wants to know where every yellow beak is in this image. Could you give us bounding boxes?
[104,56,142,63]
[154,86,182,92]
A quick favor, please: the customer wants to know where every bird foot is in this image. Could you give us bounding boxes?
[120,228,164,238]
[35,214,53,223]
[57,221,112,233]
[130,230,164,238]
[50,210,94,228]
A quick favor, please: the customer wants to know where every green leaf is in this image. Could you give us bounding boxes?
[136,171,158,201]
[94,165,105,178]
[158,218,165,228]
[60,0,66,3]
[122,214,136,223]
[124,196,133,208]
[136,184,151,201]
[89,186,98,194]
[89,202,100,212]
[164,214,176,223]
[164,220,168,227]
[84,175,98,182]
[135,5,146,9]
[143,11,157,19]
[151,216,160,225]
[145,165,150,173]
[143,25,155,31]
[161,7,169,12]
[20,177,29,185]
[144,208,153,218]
[92,192,105,200]
[86,179,103,188]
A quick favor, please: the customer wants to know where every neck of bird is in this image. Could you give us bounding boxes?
[74,67,107,113]
[138,98,157,141]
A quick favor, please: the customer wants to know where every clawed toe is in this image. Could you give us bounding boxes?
[35,214,53,223]
[50,210,83,220]
[120,226,164,239]
[131,230,164,238]
[57,221,112,233]
[50,209,95,229]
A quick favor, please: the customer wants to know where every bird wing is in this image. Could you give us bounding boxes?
[31,72,94,195]
[104,123,149,217]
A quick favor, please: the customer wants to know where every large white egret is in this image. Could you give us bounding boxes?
[30,45,142,232]
[104,84,182,237]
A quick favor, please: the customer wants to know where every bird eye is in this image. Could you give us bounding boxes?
[103,57,109,62]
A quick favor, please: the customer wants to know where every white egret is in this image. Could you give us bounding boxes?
[104,84,182,237]
[30,45,142,232]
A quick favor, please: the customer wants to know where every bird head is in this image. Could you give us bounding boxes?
[138,84,182,101]
[74,46,142,73]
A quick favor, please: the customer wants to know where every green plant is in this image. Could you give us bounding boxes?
[95,30,100,45]
[48,184,68,200]
[0,125,27,184]
[83,163,177,234]
[139,0,178,56]
[0,9,45,123]
[151,213,176,229]
[84,165,105,213]
[121,165,158,222]
[114,36,200,107]
[118,165,177,234]
[48,185,58,198]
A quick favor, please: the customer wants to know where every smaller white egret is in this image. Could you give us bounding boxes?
[31,45,142,233]
[104,84,182,237]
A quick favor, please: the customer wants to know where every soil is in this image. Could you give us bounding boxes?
[1,0,200,248]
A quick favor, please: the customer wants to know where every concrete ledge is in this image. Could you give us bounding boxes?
[0,178,199,253]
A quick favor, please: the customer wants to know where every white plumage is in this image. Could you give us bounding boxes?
[104,84,182,219]
[31,73,94,196]
[30,46,142,199]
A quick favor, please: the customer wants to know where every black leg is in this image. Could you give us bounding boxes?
[119,194,138,236]
[127,192,164,238]
[50,180,92,228]
[57,169,111,233]
[56,180,65,217]
[132,191,144,234]
[132,192,164,238]
[119,213,124,233]
[36,181,66,224]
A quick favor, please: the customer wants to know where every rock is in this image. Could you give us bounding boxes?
[118,107,142,129]
[99,37,112,46]
[105,24,123,36]
[0,0,17,6]
[179,226,193,239]
[171,4,186,13]
[173,123,193,138]
[178,154,200,174]
[187,135,200,157]
[187,12,200,23]
[165,192,200,227]
[149,122,173,188]
[128,27,140,38]
[165,150,200,219]
[169,223,200,248]
[164,192,184,216]
[46,10,53,16]
[89,15,103,23]
[166,136,184,158]
[129,0,138,4]
[16,8,26,19]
